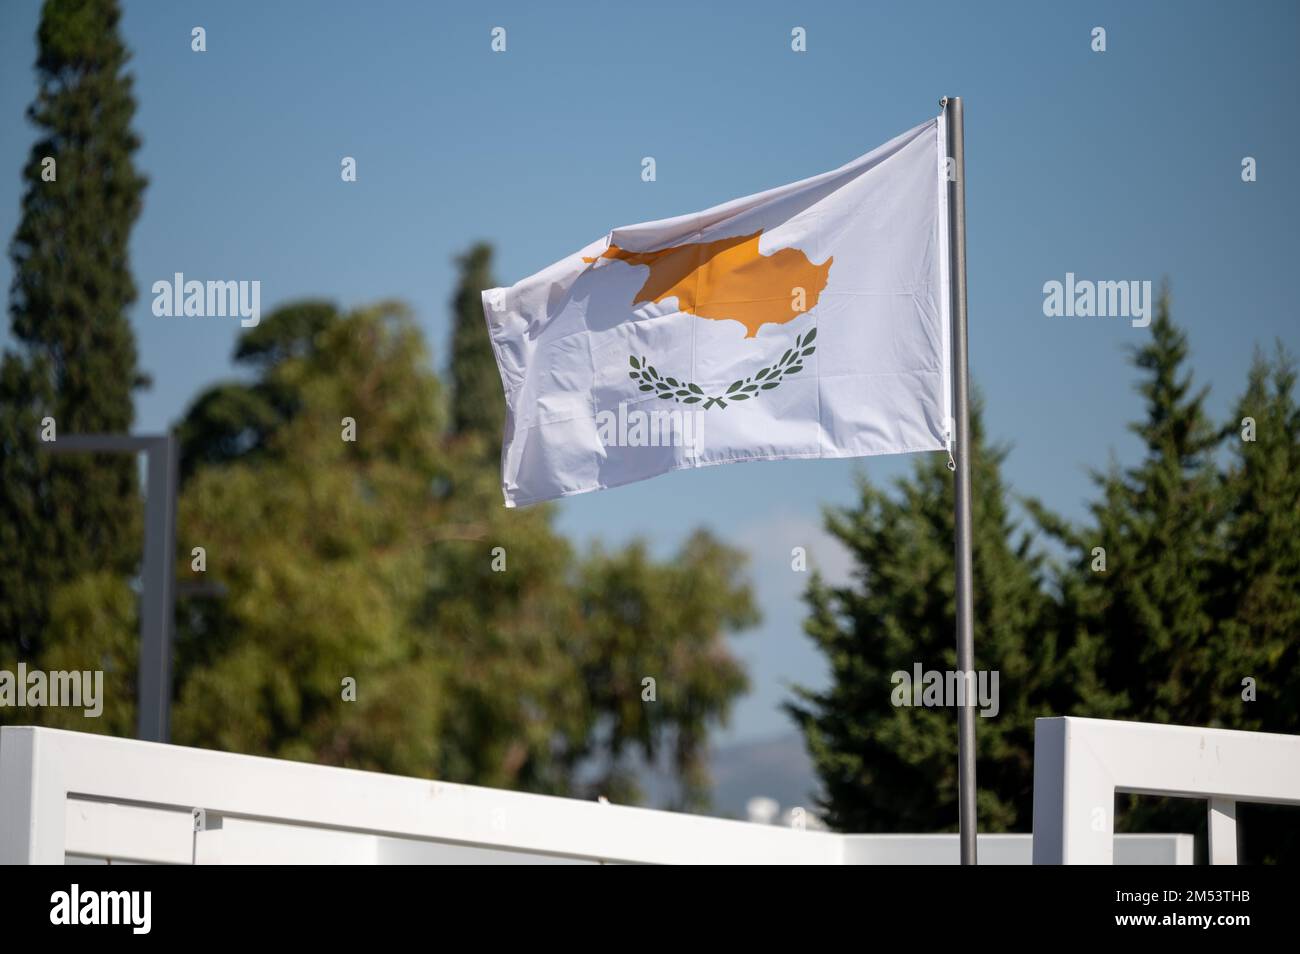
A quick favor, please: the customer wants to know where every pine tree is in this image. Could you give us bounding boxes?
[1077,291,1226,727]
[1036,291,1226,724]
[448,242,504,444]
[0,0,146,664]
[1218,343,1300,731]
[1217,344,1300,863]
[789,398,1062,832]
[1034,290,1233,855]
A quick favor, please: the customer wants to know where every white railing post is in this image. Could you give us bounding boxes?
[1032,717,1300,865]
[1207,798,1238,865]
[1031,717,1116,863]
[0,726,67,864]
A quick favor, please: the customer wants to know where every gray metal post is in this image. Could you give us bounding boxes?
[942,96,978,865]
[138,434,178,742]
[41,433,178,743]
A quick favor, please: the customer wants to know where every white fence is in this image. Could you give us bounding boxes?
[0,726,833,865]
[0,723,1229,864]
[1032,717,1300,864]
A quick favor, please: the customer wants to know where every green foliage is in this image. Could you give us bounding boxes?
[570,533,757,804]
[0,0,146,674]
[1219,342,1300,732]
[170,292,755,807]
[31,572,137,738]
[175,300,345,481]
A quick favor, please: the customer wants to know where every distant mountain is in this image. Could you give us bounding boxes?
[708,733,822,820]
[633,732,821,821]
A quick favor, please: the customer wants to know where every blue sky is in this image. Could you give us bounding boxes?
[2,0,1297,744]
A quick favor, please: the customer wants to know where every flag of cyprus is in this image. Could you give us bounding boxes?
[482,117,953,508]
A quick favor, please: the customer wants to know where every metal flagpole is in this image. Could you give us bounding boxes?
[941,95,978,865]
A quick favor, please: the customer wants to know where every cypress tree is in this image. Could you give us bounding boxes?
[0,0,146,660]
[448,242,504,445]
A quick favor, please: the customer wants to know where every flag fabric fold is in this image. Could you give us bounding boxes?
[483,116,952,508]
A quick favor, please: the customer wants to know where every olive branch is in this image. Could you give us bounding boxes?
[627,328,817,410]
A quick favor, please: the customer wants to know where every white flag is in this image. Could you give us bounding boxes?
[483,117,952,508]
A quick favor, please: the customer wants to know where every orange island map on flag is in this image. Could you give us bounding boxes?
[582,229,832,339]
[483,117,953,507]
